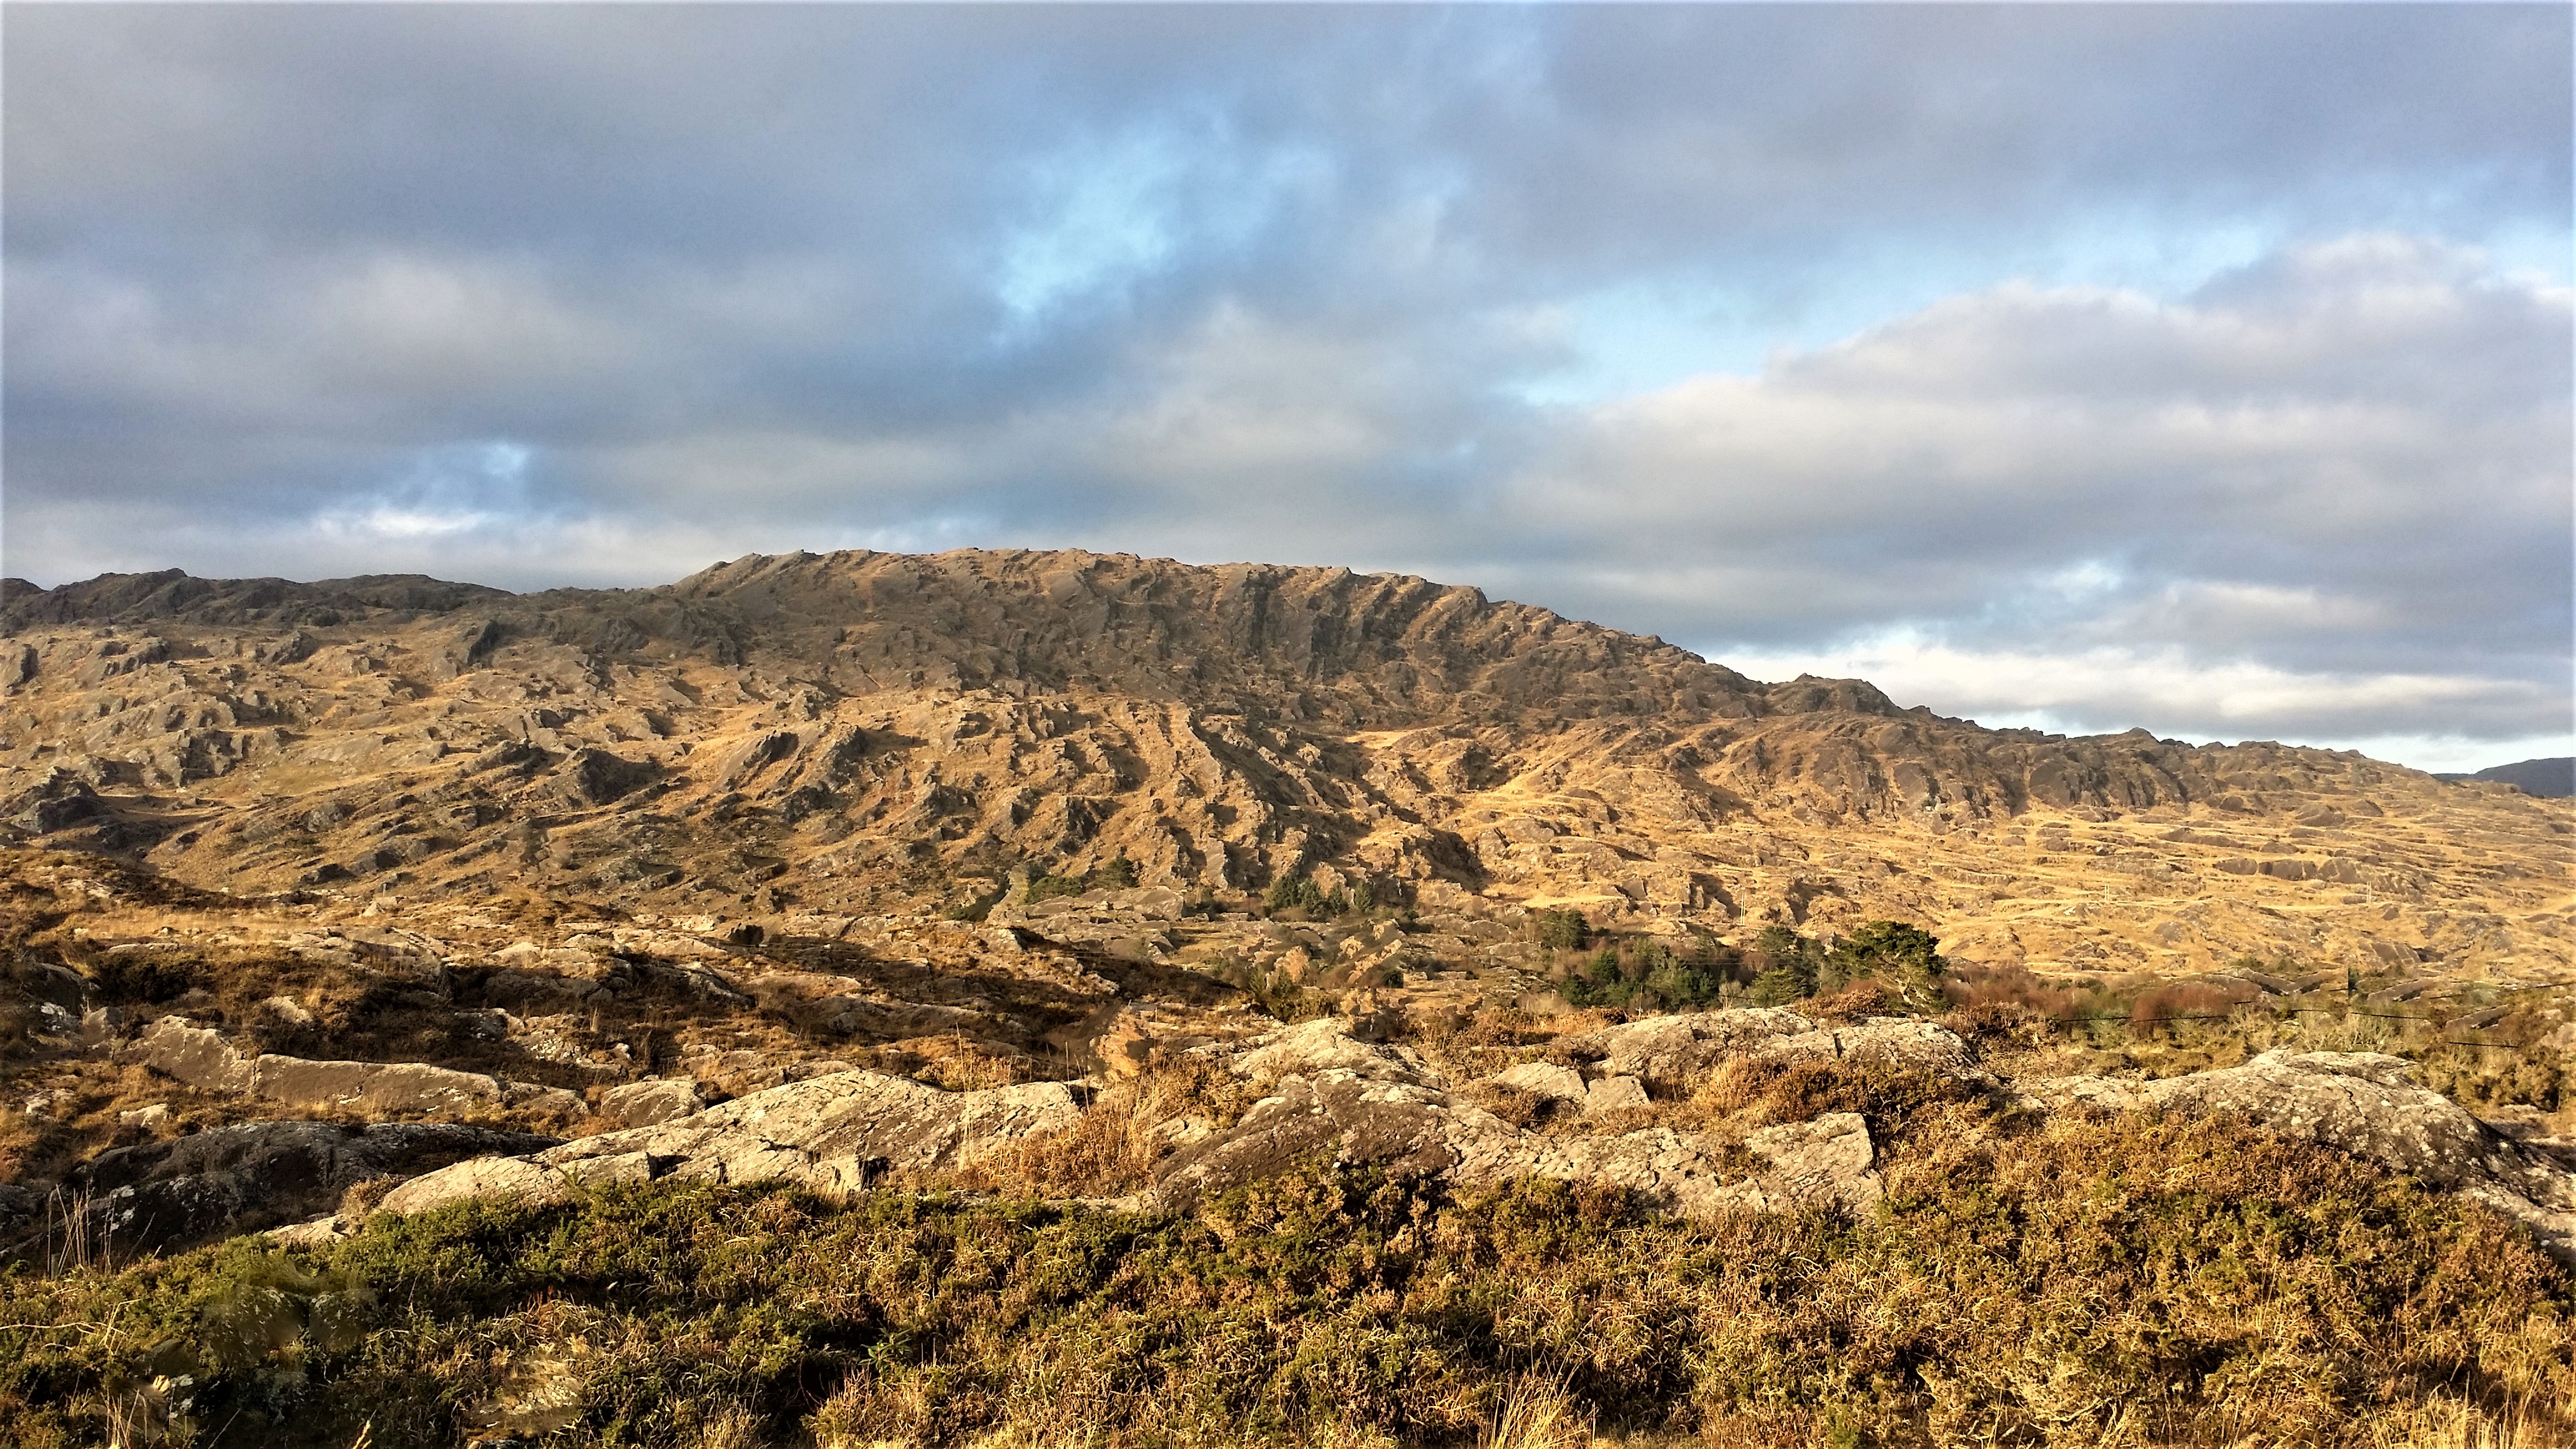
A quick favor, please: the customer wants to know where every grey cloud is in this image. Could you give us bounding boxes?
[1491,240,2569,745]
[3,5,2567,761]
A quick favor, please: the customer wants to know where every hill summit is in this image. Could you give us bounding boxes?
[2,547,2569,982]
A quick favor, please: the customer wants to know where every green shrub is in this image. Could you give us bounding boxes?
[1823,919,1948,1007]
[1749,965,1810,1007]
[1563,935,1733,1012]
[1749,924,1822,1003]
[1023,873,1086,904]
[1262,874,1367,918]
[4,1109,2569,1448]
[1531,909,1588,951]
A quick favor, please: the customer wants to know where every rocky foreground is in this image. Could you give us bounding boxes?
[6,846,2571,1267]
[321,1012,2572,1270]
[9,907,2575,1446]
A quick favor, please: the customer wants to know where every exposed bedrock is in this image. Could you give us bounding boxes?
[343,1008,2576,1266]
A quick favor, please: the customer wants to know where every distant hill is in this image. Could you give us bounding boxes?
[3,549,2570,980]
[2434,757,2575,799]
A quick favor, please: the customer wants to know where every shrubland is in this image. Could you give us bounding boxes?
[4,1048,2571,1449]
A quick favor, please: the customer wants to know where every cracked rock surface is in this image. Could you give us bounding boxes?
[127,1015,582,1118]
[377,1069,1081,1218]
[2024,1048,2576,1261]
[75,1120,558,1253]
[1137,1016,1885,1219]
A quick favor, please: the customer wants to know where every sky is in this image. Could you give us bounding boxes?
[4,4,2569,773]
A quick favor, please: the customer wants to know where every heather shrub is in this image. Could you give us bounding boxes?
[2130,982,2252,1040]
[4,1115,2570,1448]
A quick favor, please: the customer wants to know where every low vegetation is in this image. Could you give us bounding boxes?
[4,1060,2570,1449]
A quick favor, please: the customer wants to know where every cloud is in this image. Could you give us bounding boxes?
[2,6,2567,768]
[1504,237,2568,645]
[1723,630,2569,752]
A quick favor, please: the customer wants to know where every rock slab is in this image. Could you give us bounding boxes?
[379,1069,1082,1216]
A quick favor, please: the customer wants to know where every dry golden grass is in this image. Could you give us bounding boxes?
[1479,1372,1591,1449]
[949,1056,1258,1198]
[2368,1399,2573,1449]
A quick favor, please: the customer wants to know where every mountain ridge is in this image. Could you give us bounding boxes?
[3,548,2569,985]
[2436,756,2575,799]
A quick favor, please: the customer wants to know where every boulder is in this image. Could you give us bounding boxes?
[600,1078,706,1128]
[1490,1061,1649,1116]
[2022,1050,2576,1262]
[127,1015,577,1118]
[69,1120,559,1253]
[1138,1018,1882,1223]
[251,1056,509,1117]
[1730,1114,1882,1214]
[1554,1009,1981,1091]
[1225,1016,1429,1085]
[1558,1008,1819,1083]
[376,1069,1083,1217]
[1491,1061,1587,1103]
[1583,1075,1651,1114]
[1757,1018,1984,1076]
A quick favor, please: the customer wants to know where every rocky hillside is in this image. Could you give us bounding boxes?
[3,549,2568,992]
[4,550,2574,1446]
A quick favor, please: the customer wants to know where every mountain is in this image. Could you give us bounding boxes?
[5,549,2573,1447]
[4,549,2569,985]
[2437,756,2576,799]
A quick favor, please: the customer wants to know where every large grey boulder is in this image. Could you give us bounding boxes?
[2022,1050,2576,1262]
[66,1120,559,1253]
[1226,1015,1432,1085]
[377,1068,1082,1217]
[1557,1008,1820,1083]
[1490,1061,1650,1117]
[127,1016,582,1118]
[600,1077,706,1128]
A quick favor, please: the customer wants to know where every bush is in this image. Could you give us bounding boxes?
[1749,967,1808,1007]
[1748,925,1822,1002]
[1262,874,1368,919]
[1820,920,1947,1007]
[6,1113,2569,1448]
[1532,909,1589,952]
[2129,982,2247,1039]
[1943,963,2076,1022]
[1023,873,1086,904]
[1026,856,1143,903]
[1943,999,2056,1047]
[1563,935,1730,1012]
[1262,873,1326,915]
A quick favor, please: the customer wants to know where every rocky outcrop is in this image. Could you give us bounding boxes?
[376,1068,1082,1217]
[127,1016,582,1118]
[1138,1015,1888,1220]
[1556,1008,1983,1086]
[2024,1050,2576,1262]
[325,1003,2576,1270]
[1491,1061,1649,1116]
[600,1077,706,1128]
[61,1120,557,1253]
